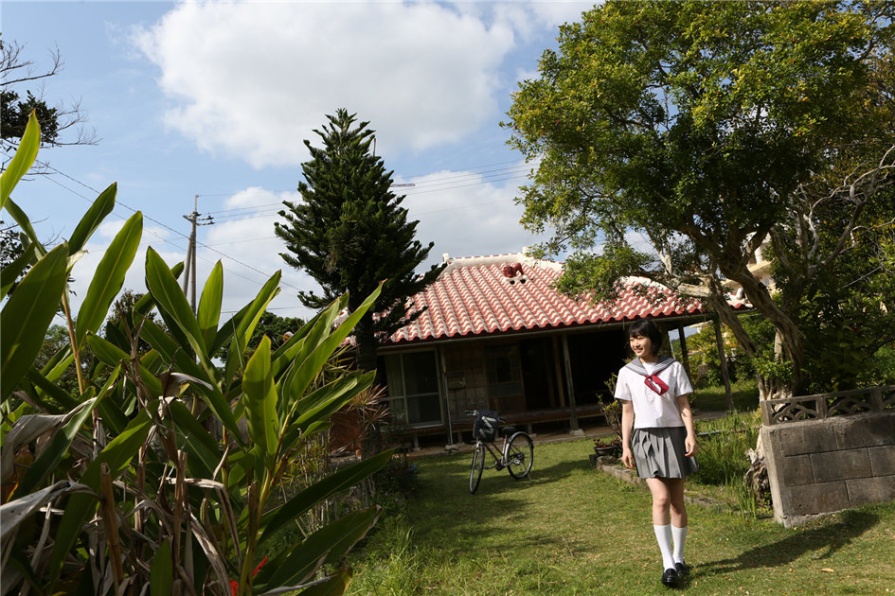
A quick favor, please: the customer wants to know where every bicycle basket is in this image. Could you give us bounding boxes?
[473,410,500,442]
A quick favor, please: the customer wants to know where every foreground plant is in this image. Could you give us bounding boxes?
[1,112,389,594]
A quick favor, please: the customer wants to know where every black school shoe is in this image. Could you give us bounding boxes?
[675,561,690,578]
[661,567,679,587]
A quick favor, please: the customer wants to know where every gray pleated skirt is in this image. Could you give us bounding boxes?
[631,427,698,479]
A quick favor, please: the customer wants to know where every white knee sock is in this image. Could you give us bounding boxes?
[672,525,688,564]
[653,524,675,570]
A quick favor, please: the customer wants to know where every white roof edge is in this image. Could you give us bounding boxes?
[441,251,563,276]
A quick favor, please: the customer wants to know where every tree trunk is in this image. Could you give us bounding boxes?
[353,315,378,372]
[722,269,804,397]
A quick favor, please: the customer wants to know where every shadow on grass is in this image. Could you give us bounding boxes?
[696,509,879,578]
[525,456,590,485]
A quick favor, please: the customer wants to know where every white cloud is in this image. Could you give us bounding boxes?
[402,164,547,265]
[112,1,588,320]
[133,1,519,168]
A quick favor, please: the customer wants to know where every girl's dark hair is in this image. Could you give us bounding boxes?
[627,319,664,354]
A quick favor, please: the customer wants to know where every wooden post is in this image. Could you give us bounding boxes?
[552,335,566,408]
[561,334,580,432]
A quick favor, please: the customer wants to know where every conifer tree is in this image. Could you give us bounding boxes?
[275,109,444,370]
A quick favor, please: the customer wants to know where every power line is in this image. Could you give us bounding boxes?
[15,161,306,295]
[18,156,532,304]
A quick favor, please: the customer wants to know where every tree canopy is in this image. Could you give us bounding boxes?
[275,109,444,370]
[1,36,97,152]
[505,0,895,397]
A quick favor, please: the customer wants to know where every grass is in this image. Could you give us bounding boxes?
[347,436,895,595]
[691,379,762,413]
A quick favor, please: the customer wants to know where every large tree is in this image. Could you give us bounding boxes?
[506,0,895,398]
[275,109,444,371]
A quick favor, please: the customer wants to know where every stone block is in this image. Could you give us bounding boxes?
[865,413,895,447]
[775,422,837,457]
[869,445,895,476]
[834,412,895,449]
[846,476,895,507]
[778,454,814,486]
[811,450,872,482]
[786,482,849,515]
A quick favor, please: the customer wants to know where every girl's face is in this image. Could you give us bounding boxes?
[629,333,655,359]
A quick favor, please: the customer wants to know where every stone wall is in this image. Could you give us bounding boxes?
[760,386,895,528]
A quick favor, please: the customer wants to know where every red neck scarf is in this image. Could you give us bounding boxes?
[644,374,669,395]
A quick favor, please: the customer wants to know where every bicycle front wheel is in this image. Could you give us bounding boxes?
[506,432,534,479]
[469,443,485,493]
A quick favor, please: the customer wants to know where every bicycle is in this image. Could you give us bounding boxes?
[466,409,534,494]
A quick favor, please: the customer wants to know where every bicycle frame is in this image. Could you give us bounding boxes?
[479,436,510,469]
[467,413,534,494]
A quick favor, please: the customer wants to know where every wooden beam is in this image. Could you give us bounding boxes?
[561,334,580,431]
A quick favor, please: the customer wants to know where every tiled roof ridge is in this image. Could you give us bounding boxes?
[441,250,563,276]
[382,250,749,345]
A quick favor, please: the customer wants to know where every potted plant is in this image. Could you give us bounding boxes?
[593,398,623,458]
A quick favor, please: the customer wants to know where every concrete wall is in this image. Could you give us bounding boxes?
[761,406,895,528]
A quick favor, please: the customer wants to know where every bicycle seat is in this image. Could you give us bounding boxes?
[500,426,517,437]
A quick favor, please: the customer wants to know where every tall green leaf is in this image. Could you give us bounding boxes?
[219,271,281,384]
[75,212,143,346]
[261,507,380,589]
[11,399,99,498]
[297,569,352,596]
[0,111,39,210]
[197,261,223,353]
[86,333,131,368]
[242,336,279,460]
[140,319,240,436]
[2,198,47,260]
[291,371,375,430]
[285,285,381,402]
[150,540,173,596]
[258,450,392,545]
[25,369,79,412]
[168,400,221,480]
[145,247,207,360]
[1,244,69,400]
[67,183,117,255]
[0,242,35,298]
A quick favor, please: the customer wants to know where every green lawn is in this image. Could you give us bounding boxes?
[347,438,895,595]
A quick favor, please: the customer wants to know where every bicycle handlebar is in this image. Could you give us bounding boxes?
[464,409,507,423]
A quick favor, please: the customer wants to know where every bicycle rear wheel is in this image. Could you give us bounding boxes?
[506,432,534,479]
[469,443,485,493]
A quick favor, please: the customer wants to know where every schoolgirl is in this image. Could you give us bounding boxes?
[614,319,698,588]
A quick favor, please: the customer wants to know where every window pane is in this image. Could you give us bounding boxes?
[404,351,438,394]
[384,355,405,396]
[383,350,442,427]
[407,393,441,425]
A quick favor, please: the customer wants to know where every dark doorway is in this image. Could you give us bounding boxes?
[567,330,627,405]
[520,338,555,411]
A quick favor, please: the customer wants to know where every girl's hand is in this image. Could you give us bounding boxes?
[685,435,698,457]
[621,447,635,469]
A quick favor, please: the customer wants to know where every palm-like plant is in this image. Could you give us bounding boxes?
[1,113,389,594]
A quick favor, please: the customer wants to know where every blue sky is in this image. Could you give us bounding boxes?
[4,1,595,320]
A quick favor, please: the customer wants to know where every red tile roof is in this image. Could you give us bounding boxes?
[386,251,742,345]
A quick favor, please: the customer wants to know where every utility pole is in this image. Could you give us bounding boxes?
[182,195,214,313]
